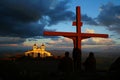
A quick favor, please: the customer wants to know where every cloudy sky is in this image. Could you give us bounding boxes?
[0,0,120,53]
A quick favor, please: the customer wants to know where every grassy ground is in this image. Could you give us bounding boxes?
[0,57,116,80]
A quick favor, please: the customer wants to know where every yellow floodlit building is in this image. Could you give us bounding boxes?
[25,44,52,58]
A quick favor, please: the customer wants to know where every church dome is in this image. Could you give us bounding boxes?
[34,44,37,46]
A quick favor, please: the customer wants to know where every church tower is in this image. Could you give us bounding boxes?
[33,44,37,51]
[40,43,45,51]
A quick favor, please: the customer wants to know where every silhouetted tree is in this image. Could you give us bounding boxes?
[109,57,120,80]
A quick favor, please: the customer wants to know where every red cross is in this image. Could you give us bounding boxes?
[44,6,108,49]
[44,6,108,71]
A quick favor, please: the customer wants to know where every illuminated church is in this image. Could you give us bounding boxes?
[25,44,52,58]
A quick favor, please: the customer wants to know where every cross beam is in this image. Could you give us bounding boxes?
[44,6,109,71]
[44,31,108,39]
[44,31,108,47]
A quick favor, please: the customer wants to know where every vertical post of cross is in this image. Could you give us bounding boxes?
[72,6,83,71]
[76,6,83,49]
[76,6,81,34]
[76,6,82,71]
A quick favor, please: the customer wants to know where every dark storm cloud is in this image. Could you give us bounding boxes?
[0,0,50,38]
[0,37,25,44]
[0,0,75,38]
[97,3,120,34]
[47,1,75,25]
[82,14,98,25]
[80,2,120,35]
[0,0,52,22]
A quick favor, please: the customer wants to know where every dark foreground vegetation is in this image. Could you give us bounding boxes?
[0,56,119,80]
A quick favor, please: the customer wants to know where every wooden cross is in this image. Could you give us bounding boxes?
[44,6,108,70]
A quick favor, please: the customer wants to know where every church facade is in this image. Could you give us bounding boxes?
[25,44,52,58]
